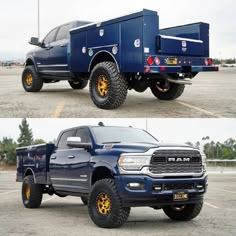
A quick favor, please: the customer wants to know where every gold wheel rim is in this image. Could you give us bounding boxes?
[25,74,33,86]
[156,84,169,93]
[97,76,108,97]
[25,185,30,200]
[96,193,111,215]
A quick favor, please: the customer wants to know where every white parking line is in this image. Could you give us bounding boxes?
[211,187,236,194]
[177,101,224,118]
[204,202,219,209]
[0,190,19,196]
[42,196,56,203]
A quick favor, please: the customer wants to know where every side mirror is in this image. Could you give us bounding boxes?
[29,37,40,46]
[67,137,92,150]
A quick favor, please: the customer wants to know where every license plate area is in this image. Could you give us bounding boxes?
[173,192,188,201]
[165,57,178,65]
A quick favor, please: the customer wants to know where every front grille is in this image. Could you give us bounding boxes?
[163,183,194,190]
[150,150,202,174]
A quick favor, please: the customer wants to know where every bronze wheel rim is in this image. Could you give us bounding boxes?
[171,205,186,211]
[156,84,169,93]
[97,76,108,97]
[25,185,30,200]
[96,193,111,215]
[25,74,33,86]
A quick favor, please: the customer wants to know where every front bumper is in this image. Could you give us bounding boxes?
[115,174,208,207]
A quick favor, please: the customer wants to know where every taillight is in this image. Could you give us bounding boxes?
[145,67,151,73]
[160,66,166,71]
[147,57,154,65]
[205,58,213,66]
[154,57,160,65]
[208,58,213,66]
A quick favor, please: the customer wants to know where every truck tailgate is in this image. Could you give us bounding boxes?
[158,35,204,56]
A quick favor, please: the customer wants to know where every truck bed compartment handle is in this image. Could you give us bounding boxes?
[68,155,75,159]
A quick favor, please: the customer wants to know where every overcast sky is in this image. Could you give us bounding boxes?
[0,0,235,60]
[0,119,235,146]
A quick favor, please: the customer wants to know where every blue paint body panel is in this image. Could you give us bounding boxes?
[160,23,210,57]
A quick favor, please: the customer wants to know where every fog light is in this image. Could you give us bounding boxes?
[127,182,144,190]
[196,184,204,190]
[153,185,162,192]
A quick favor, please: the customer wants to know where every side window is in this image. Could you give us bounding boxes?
[75,128,91,143]
[43,27,58,45]
[57,130,75,150]
[56,24,70,41]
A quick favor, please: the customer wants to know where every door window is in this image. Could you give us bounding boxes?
[75,128,91,143]
[43,27,59,45]
[57,129,75,150]
[56,24,70,41]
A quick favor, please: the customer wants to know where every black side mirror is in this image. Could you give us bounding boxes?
[29,37,40,46]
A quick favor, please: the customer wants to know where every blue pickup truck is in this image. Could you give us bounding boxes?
[22,9,218,109]
[16,125,207,228]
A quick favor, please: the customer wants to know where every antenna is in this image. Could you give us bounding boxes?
[98,122,105,127]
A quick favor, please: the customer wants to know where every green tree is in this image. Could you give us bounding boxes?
[0,137,17,165]
[17,118,33,147]
[33,139,46,145]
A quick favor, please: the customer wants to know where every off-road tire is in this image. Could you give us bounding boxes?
[22,175,43,208]
[22,65,43,92]
[89,62,128,109]
[69,80,88,90]
[151,82,185,100]
[88,178,130,228]
[163,200,203,221]
[81,197,88,205]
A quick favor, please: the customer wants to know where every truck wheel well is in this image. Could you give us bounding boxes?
[25,59,34,66]
[89,52,119,72]
[25,169,33,176]
[92,167,114,185]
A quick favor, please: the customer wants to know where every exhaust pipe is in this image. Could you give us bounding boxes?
[167,78,192,85]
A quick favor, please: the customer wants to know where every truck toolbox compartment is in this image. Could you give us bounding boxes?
[158,35,204,56]
[159,22,210,57]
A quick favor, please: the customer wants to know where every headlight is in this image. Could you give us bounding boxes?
[201,153,207,172]
[118,155,151,171]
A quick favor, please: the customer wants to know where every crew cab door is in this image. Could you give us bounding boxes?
[50,128,91,194]
[45,23,71,76]
[63,128,92,193]
[34,27,59,73]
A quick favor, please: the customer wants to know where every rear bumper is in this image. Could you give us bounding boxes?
[144,65,219,74]
[115,174,208,207]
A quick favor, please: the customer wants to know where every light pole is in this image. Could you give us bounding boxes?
[38,0,40,40]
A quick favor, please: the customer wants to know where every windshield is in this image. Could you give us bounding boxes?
[91,127,158,144]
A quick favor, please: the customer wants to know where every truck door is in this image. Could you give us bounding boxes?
[50,129,76,192]
[45,24,71,76]
[63,128,92,193]
[35,27,59,73]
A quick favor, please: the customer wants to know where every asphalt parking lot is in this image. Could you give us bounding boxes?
[0,67,236,118]
[0,171,235,236]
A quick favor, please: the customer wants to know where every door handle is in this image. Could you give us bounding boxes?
[46,46,53,50]
[68,156,75,159]
[51,156,56,160]
[60,44,66,47]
